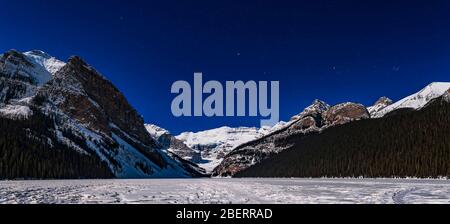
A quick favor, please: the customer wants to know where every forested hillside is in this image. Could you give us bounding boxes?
[0,110,113,179]
[236,97,450,178]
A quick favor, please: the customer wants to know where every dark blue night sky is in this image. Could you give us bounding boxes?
[1,0,449,134]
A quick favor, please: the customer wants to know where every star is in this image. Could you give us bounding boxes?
[392,66,400,72]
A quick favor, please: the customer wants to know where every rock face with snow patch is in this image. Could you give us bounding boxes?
[444,88,450,102]
[367,97,392,117]
[0,50,65,119]
[289,99,329,131]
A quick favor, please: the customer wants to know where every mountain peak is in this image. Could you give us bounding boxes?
[306,99,330,113]
[312,99,328,106]
[427,81,450,87]
[374,97,393,106]
[367,96,393,117]
[290,99,330,121]
[25,50,52,59]
[4,49,22,56]
[68,55,87,67]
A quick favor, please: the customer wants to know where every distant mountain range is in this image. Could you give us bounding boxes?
[0,49,448,179]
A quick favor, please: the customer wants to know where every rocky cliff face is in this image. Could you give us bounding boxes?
[41,56,156,147]
[289,99,330,132]
[323,102,370,126]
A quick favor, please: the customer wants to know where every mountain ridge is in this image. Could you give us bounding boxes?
[236,94,450,178]
[212,83,450,176]
[0,49,203,179]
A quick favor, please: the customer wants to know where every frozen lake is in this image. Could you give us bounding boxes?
[0,178,449,204]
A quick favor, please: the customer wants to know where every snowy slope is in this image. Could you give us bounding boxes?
[1,50,65,86]
[0,105,32,119]
[24,50,66,78]
[372,82,450,118]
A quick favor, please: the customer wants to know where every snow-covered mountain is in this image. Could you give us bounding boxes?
[371,82,450,118]
[175,124,285,172]
[0,49,203,179]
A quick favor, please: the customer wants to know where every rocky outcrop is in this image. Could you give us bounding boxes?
[290,116,316,130]
[0,50,35,79]
[288,99,330,132]
[367,97,392,117]
[0,78,32,105]
[0,50,39,105]
[444,88,450,102]
[323,102,370,126]
[289,100,369,131]
[290,100,329,121]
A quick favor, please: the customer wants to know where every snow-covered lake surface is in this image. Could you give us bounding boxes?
[0,178,449,204]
